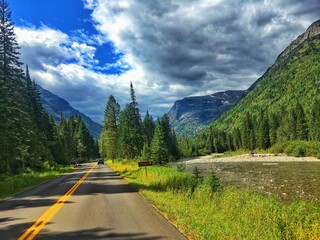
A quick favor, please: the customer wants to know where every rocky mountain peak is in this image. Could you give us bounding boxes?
[278,19,320,60]
[168,90,246,136]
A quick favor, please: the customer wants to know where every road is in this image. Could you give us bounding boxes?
[0,163,187,240]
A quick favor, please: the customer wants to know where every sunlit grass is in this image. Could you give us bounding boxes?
[0,165,74,199]
[108,159,320,240]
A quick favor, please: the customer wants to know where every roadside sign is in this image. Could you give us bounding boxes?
[138,161,153,176]
[138,161,153,167]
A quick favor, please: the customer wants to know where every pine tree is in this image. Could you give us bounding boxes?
[150,120,168,164]
[269,112,279,145]
[101,95,120,160]
[309,99,320,141]
[142,111,155,148]
[295,102,308,140]
[118,84,144,159]
[161,113,179,160]
[257,111,270,149]
[141,111,155,160]
[232,128,242,150]
[118,104,143,158]
[0,0,22,78]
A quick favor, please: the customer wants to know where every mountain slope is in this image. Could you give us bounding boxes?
[168,90,246,136]
[37,85,102,139]
[211,19,320,131]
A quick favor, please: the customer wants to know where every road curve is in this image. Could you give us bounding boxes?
[0,163,187,239]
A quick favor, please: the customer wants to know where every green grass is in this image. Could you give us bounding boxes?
[211,149,249,158]
[0,165,74,199]
[108,159,320,240]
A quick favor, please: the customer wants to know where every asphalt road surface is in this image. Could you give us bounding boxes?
[0,163,187,239]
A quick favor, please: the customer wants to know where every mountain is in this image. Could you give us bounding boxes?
[168,90,246,136]
[37,85,103,139]
[212,19,320,131]
[178,20,320,157]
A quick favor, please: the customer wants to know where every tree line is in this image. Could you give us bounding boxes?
[100,83,180,163]
[0,0,98,173]
[179,100,320,157]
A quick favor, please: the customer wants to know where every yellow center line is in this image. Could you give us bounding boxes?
[18,164,96,240]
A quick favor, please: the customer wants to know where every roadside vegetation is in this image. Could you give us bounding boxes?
[108,159,320,240]
[0,163,74,199]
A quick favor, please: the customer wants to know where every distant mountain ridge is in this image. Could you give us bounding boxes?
[168,90,246,136]
[37,85,102,139]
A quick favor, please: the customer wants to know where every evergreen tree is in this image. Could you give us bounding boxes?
[101,95,120,160]
[269,112,279,146]
[130,82,138,115]
[205,130,214,153]
[295,102,308,140]
[0,0,22,78]
[257,111,270,149]
[161,113,179,160]
[141,111,155,160]
[240,113,255,150]
[150,120,168,164]
[142,111,155,148]
[118,104,143,158]
[309,99,320,141]
[232,128,242,150]
[118,83,144,158]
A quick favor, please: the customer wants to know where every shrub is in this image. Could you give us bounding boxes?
[204,170,222,193]
[176,163,186,172]
[292,145,306,157]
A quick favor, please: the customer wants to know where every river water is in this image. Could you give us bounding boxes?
[176,161,320,202]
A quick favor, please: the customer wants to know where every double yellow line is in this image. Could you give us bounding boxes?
[19,164,96,240]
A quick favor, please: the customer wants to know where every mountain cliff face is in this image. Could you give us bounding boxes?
[278,20,320,60]
[37,85,102,139]
[168,90,246,136]
[211,19,320,131]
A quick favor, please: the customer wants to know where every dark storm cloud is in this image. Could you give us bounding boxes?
[94,0,319,94]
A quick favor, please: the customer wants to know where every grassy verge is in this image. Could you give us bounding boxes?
[108,159,320,240]
[0,165,74,199]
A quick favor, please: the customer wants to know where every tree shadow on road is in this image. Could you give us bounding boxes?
[37,227,165,240]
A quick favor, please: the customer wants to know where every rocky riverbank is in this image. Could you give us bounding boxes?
[180,153,320,164]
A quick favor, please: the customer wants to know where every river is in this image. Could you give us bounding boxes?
[175,161,320,202]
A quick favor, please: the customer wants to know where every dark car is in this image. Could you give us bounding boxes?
[97,159,104,165]
[70,160,78,166]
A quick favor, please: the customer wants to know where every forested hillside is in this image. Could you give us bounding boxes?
[180,20,320,156]
[37,84,102,139]
[0,1,98,173]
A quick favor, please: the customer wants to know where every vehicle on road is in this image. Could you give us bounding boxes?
[97,159,104,165]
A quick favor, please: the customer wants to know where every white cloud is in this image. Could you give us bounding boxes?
[16,26,69,46]
[83,0,97,10]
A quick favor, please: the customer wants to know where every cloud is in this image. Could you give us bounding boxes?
[15,1,320,123]
[88,0,318,92]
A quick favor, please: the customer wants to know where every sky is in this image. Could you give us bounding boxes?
[10,0,320,124]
